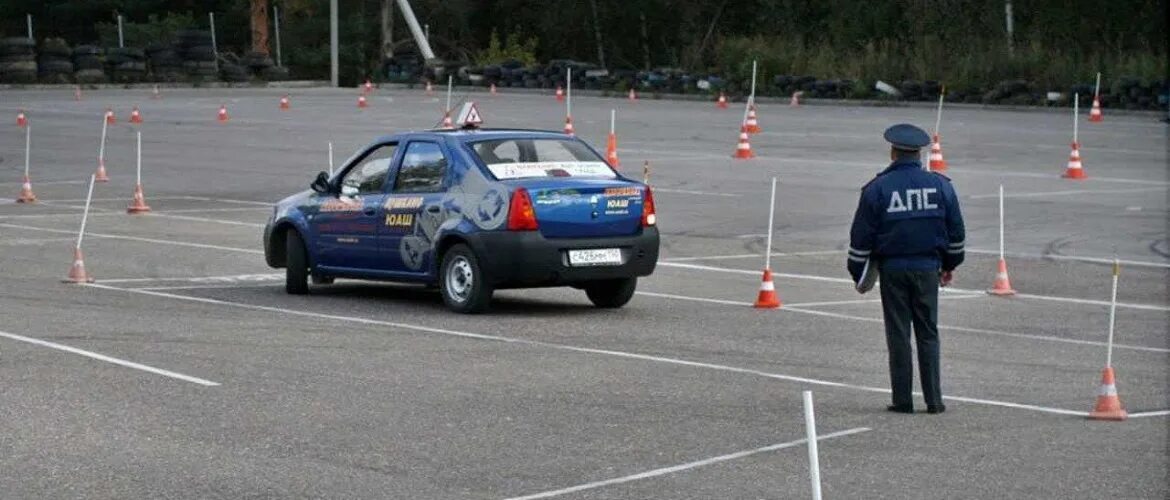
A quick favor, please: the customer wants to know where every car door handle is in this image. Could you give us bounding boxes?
[426,206,441,213]
[363,207,377,216]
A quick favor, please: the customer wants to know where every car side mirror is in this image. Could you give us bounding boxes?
[310,171,331,195]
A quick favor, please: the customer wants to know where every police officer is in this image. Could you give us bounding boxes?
[847,124,965,415]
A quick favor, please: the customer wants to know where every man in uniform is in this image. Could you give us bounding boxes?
[847,123,965,415]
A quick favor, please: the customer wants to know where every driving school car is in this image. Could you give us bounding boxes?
[263,110,659,313]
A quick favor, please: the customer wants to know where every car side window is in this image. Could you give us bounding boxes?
[395,142,447,193]
[341,143,397,195]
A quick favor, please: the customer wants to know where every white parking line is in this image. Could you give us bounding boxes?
[968,187,1166,200]
[663,250,842,262]
[84,283,1111,417]
[0,223,264,255]
[0,330,219,386]
[1130,410,1170,418]
[652,187,743,198]
[966,248,1170,270]
[502,427,872,500]
[35,201,266,228]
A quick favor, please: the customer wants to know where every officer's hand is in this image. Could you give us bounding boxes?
[939,270,954,287]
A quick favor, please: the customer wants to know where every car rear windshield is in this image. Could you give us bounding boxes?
[469,138,616,180]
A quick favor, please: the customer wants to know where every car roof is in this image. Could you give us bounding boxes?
[370,128,573,144]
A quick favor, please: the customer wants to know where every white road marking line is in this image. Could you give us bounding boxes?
[0,179,87,185]
[966,248,1170,270]
[502,427,872,500]
[84,283,1104,417]
[36,201,266,228]
[779,157,1170,187]
[661,261,852,284]
[0,330,219,386]
[100,273,282,284]
[146,207,271,214]
[783,294,983,308]
[136,283,279,291]
[637,291,753,307]
[36,196,198,203]
[968,187,1166,199]
[652,187,743,198]
[1129,410,1170,418]
[0,223,264,255]
[176,196,274,206]
[663,250,842,262]
[0,236,75,246]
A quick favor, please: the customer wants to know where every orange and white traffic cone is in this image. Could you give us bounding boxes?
[928,134,947,172]
[732,125,755,159]
[490,83,498,96]
[279,94,290,110]
[744,104,761,134]
[1063,141,1087,179]
[217,104,229,123]
[717,92,729,109]
[127,183,151,213]
[555,86,564,102]
[105,108,116,125]
[129,106,143,124]
[606,132,620,168]
[64,247,94,283]
[94,158,109,183]
[987,258,1016,296]
[790,91,802,107]
[16,109,27,127]
[753,268,781,308]
[563,115,575,136]
[1088,96,1103,123]
[1088,366,1127,421]
[357,95,368,109]
[441,111,454,129]
[628,88,637,101]
[16,174,36,203]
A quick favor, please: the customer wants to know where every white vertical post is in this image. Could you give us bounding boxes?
[933,93,944,136]
[1005,0,1015,56]
[566,67,573,117]
[445,75,453,113]
[802,390,823,500]
[1073,93,1080,144]
[610,109,615,135]
[26,14,33,40]
[1094,72,1101,98]
[76,175,96,249]
[424,23,430,41]
[328,142,335,176]
[329,0,339,87]
[24,125,31,178]
[98,116,108,164]
[209,12,219,73]
[136,131,142,186]
[117,15,125,48]
[1105,259,1119,368]
[998,185,1005,260]
[749,59,758,102]
[765,177,776,270]
[274,5,283,68]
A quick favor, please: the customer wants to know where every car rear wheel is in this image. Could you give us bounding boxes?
[285,230,309,295]
[440,244,492,314]
[584,278,637,308]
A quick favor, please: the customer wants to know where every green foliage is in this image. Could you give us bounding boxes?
[96,12,196,48]
[475,30,538,66]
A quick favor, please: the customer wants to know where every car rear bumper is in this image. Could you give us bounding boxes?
[469,228,659,288]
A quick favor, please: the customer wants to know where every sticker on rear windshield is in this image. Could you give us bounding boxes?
[488,161,616,180]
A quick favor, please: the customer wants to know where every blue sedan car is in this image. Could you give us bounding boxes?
[263,125,659,313]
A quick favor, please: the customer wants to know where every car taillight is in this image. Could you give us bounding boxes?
[507,187,539,231]
[642,186,657,227]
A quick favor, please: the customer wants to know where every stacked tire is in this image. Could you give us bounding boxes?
[241,51,286,81]
[37,38,73,83]
[72,45,106,84]
[107,47,146,83]
[0,37,37,83]
[175,29,216,81]
[146,44,184,82]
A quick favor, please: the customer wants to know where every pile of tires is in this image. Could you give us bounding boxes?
[106,47,146,83]
[241,51,287,80]
[146,44,184,82]
[36,38,73,83]
[384,47,423,83]
[175,29,216,81]
[72,45,106,84]
[0,37,37,83]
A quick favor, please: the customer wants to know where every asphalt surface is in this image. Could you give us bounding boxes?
[1,86,1167,499]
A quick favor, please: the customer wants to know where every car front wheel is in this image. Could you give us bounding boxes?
[285,230,309,295]
[584,278,637,308]
[439,244,493,314]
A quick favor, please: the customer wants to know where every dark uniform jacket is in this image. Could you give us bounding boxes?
[847,160,965,282]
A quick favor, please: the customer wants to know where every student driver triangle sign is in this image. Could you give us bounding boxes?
[457,102,483,127]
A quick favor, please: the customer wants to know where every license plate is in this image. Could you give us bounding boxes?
[568,248,623,267]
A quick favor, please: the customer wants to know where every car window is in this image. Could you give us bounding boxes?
[395,142,447,193]
[473,140,522,164]
[341,143,397,195]
[469,138,615,180]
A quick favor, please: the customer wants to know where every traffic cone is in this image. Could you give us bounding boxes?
[555,86,564,102]
[16,174,36,203]
[987,258,1016,296]
[16,109,27,127]
[790,91,802,107]
[490,83,498,96]
[563,115,575,136]
[126,183,151,213]
[64,247,94,283]
[717,92,729,109]
[1088,96,1103,123]
[94,157,109,183]
[744,104,761,134]
[105,108,115,125]
[732,125,755,159]
[928,134,947,172]
[129,106,143,124]
[628,88,637,101]
[357,95,368,109]
[1088,366,1127,421]
[363,78,373,94]
[441,111,454,129]
[606,131,620,168]
[1063,141,1087,179]
[753,268,781,308]
[279,94,290,110]
[217,104,229,123]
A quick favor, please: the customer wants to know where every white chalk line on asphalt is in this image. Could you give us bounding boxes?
[33,201,266,228]
[663,250,842,262]
[1129,410,1170,418]
[84,283,1112,417]
[0,222,265,255]
[502,427,872,500]
[967,186,1167,199]
[0,330,219,386]
[652,187,743,198]
[664,248,1170,270]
